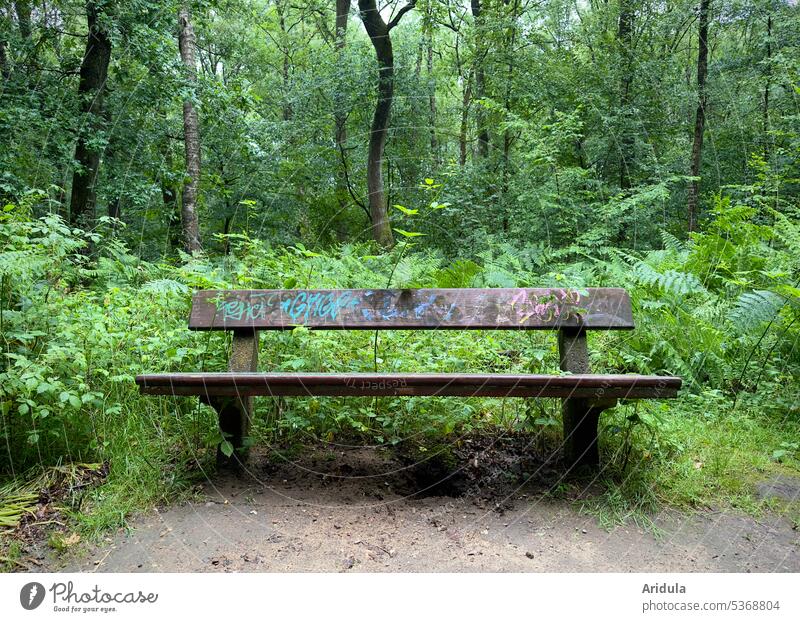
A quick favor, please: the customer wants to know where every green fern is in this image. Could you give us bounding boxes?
[661,230,688,254]
[433,259,483,288]
[632,262,706,296]
[141,279,190,296]
[728,290,785,330]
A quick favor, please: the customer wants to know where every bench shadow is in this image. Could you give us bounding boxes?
[207,431,601,512]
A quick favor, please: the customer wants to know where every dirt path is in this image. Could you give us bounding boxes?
[59,447,799,573]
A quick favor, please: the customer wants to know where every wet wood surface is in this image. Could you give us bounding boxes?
[136,373,680,398]
[189,288,635,331]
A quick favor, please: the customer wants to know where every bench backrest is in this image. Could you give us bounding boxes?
[189,288,634,331]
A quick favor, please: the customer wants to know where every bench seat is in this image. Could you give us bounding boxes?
[136,372,681,399]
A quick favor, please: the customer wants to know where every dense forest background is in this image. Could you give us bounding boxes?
[3,0,798,251]
[1,0,799,537]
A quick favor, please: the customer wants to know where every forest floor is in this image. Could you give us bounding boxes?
[33,441,800,573]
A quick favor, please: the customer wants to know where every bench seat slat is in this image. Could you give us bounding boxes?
[189,288,635,331]
[135,373,681,399]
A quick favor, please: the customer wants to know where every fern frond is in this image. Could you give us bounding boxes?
[632,263,706,296]
[141,279,190,296]
[434,259,483,288]
[660,230,687,253]
[728,290,785,330]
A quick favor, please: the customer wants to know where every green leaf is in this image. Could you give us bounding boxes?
[393,204,418,215]
[393,228,425,238]
[772,449,788,462]
[220,440,234,458]
[68,395,82,409]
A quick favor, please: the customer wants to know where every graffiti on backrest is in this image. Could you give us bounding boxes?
[217,291,361,323]
[281,291,361,322]
[509,288,583,324]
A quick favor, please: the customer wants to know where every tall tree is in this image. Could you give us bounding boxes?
[425,11,437,163]
[687,0,710,232]
[501,0,519,208]
[470,0,489,159]
[357,0,416,248]
[15,1,32,41]
[0,13,8,81]
[178,5,202,253]
[68,0,112,231]
[334,0,350,230]
[762,9,772,160]
[617,0,634,189]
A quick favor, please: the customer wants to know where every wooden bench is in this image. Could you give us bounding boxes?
[135,288,681,469]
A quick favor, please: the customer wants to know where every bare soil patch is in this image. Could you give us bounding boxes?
[43,442,799,573]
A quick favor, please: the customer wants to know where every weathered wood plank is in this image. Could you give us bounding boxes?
[188,288,635,331]
[136,373,680,398]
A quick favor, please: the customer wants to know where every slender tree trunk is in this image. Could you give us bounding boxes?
[763,12,771,160]
[0,37,8,81]
[501,0,519,217]
[15,1,32,40]
[358,0,415,248]
[334,0,350,238]
[278,1,292,121]
[687,0,710,233]
[460,71,472,166]
[471,0,489,159]
[426,22,438,164]
[178,6,202,253]
[334,0,349,147]
[618,0,634,190]
[68,0,111,231]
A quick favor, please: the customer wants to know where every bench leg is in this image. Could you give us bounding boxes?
[212,329,258,470]
[562,399,602,469]
[557,328,613,470]
[204,395,252,469]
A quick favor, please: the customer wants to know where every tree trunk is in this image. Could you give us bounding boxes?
[178,6,202,253]
[763,12,771,161]
[15,1,32,40]
[0,38,8,81]
[687,0,710,233]
[501,0,519,217]
[460,71,472,166]
[334,0,349,148]
[277,1,292,121]
[471,0,489,159]
[426,22,438,164]
[68,0,111,231]
[358,0,415,248]
[617,0,634,190]
[334,0,349,238]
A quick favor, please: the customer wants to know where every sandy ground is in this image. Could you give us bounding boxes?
[53,446,799,573]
